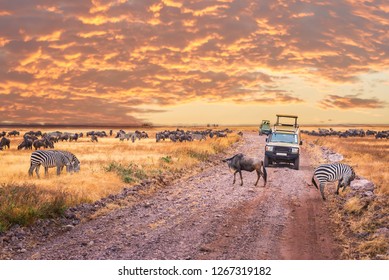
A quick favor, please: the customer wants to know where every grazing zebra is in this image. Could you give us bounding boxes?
[312,163,356,200]
[59,150,81,173]
[28,150,80,178]
[117,132,135,142]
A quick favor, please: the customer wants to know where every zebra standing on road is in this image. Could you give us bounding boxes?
[28,150,80,178]
[311,163,356,200]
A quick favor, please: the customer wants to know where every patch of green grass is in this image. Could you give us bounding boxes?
[160,155,173,163]
[105,162,148,183]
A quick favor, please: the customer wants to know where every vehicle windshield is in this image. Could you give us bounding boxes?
[269,133,298,144]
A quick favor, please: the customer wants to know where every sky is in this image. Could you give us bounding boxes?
[0,0,388,126]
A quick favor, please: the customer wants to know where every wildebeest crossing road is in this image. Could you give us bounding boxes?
[14,132,341,259]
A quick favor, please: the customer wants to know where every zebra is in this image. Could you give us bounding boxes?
[58,150,81,173]
[29,150,71,178]
[28,150,80,178]
[311,163,356,200]
[117,132,136,142]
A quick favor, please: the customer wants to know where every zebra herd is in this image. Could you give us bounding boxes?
[29,150,80,178]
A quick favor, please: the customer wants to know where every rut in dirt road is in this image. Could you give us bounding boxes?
[18,133,342,260]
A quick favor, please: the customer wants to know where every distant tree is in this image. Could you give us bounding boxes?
[142,122,153,127]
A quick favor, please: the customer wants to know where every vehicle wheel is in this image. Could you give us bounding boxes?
[264,155,269,167]
[294,157,300,170]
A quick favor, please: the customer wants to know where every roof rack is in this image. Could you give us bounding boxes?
[274,114,299,133]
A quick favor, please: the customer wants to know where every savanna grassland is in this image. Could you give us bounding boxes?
[0,126,241,232]
[1,124,387,260]
[302,126,389,259]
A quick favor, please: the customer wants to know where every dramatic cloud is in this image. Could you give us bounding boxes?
[318,94,387,110]
[0,92,166,125]
[0,0,388,124]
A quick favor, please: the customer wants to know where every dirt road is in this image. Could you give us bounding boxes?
[11,132,342,260]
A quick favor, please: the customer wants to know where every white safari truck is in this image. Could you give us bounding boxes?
[264,114,302,170]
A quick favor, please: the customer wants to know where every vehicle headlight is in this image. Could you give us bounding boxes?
[265,146,274,152]
[291,148,299,154]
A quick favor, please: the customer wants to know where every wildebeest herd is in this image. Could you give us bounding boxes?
[155,128,232,142]
[301,128,389,139]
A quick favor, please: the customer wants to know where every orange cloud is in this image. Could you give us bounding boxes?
[318,94,387,110]
[0,0,388,124]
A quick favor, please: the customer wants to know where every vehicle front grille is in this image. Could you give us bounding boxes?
[274,146,290,153]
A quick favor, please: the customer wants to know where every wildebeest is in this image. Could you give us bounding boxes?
[18,139,33,150]
[222,153,267,186]
[0,137,10,149]
[91,135,98,142]
[87,131,107,137]
[58,134,69,141]
[8,130,20,137]
[69,133,79,142]
[33,138,54,150]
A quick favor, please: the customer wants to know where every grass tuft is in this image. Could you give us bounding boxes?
[105,162,147,183]
[0,183,67,232]
[344,197,366,215]
[358,237,389,259]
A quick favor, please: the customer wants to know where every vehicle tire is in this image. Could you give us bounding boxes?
[294,157,300,170]
[264,155,269,167]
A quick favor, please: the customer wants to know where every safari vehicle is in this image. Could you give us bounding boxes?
[259,120,272,135]
[264,114,302,170]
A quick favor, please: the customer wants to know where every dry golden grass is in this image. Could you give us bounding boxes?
[0,126,240,231]
[358,237,389,259]
[302,126,389,195]
[344,197,366,215]
[302,125,389,259]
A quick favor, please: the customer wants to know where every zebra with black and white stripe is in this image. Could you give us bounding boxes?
[28,150,79,178]
[116,132,136,142]
[312,163,356,200]
[59,150,81,173]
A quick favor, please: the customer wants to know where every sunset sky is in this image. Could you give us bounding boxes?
[0,0,388,125]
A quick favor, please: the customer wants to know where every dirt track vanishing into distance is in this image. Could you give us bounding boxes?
[7,132,342,260]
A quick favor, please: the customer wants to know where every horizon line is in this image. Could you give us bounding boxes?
[0,122,388,128]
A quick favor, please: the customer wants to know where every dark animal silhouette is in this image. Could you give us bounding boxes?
[223,153,267,186]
